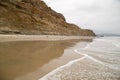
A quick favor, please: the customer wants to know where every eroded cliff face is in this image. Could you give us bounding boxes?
[0,0,96,36]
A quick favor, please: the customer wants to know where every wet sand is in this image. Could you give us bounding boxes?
[0,38,93,80]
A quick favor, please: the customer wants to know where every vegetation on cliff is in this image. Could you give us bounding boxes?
[0,0,95,36]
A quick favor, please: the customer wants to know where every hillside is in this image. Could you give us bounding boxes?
[0,0,95,36]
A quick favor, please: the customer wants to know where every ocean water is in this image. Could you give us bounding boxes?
[39,37,120,80]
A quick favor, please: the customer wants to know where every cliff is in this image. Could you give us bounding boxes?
[0,0,95,36]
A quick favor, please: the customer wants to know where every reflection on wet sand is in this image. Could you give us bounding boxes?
[0,39,93,80]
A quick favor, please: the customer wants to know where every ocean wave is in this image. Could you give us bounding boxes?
[84,38,120,53]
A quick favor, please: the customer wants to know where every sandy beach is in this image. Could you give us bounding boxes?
[0,36,93,80]
[0,35,119,80]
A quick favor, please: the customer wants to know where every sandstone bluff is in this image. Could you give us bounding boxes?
[0,0,95,36]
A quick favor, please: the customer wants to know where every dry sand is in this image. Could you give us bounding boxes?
[0,34,94,42]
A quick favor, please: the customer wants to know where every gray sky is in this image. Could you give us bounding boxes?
[43,0,120,35]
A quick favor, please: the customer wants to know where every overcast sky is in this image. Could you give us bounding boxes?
[44,0,120,35]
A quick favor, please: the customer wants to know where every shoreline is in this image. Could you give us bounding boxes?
[0,34,95,42]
